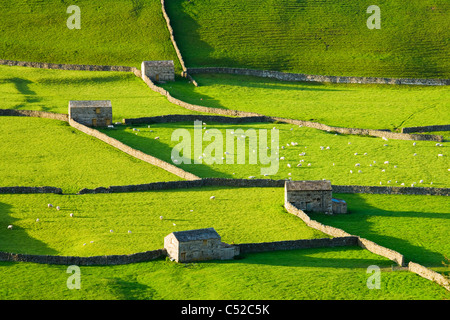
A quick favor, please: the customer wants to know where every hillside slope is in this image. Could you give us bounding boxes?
[0,0,181,70]
[166,0,450,78]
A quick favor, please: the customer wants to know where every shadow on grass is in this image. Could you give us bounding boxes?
[0,201,59,256]
[219,246,394,269]
[1,78,42,109]
[308,193,449,267]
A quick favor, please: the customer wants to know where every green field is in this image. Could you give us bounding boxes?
[0,0,181,70]
[0,0,448,302]
[0,117,182,194]
[1,248,449,300]
[314,193,450,268]
[0,188,326,256]
[0,65,202,121]
[100,122,450,188]
[166,0,450,78]
[161,74,450,130]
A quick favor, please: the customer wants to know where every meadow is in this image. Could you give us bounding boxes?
[0,0,448,301]
[0,117,182,194]
[0,65,202,121]
[100,122,450,188]
[0,187,327,256]
[166,0,450,78]
[160,74,450,130]
[0,0,181,70]
[1,247,449,300]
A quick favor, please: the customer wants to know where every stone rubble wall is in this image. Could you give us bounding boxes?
[284,201,406,266]
[0,186,63,194]
[186,67,450,86]
[68,118,201,181]
[401,124,450,134]
[408,262,450,291]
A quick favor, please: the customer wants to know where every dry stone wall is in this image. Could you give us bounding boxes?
[284,201,406,266]
[68,118,201,181]
[408,262,450,291]
[130,69,444,142]
[0,186,62,194]
[77,179,450,197]
[0,59,133,72]
[0,109,68,122]
[0,249,166,265]
[401,124,450,134]
[237,237,358,254]
[186,67,450,86]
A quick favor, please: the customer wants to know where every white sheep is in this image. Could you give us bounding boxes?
[7,225,13,230]
[160,216,164,220]
[48,203,53,208]
[210,196,215,200]
[70,213,74,218]
[56,206,60,211]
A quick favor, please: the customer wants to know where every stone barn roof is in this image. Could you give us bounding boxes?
[171,228,221,242]
[285,180,332,191]
[69,100,112,109]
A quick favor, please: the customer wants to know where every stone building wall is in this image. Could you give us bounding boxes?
[68,100,113,127]
[141,61,175,82]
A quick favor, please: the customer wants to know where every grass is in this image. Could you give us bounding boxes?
[100,121,450,188]
[311,193,450,268]
[0,65,202,121]
[0,247,448,300]
[0,188,327,256]
[166,0,450,78]
[160,74,450,130]
[0,0,181,71]
[0,117,182,194]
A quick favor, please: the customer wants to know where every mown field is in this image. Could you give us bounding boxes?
[0,0,181,70]
[166,0,450,78]
[100,122,450,188]
[160,74,450,130]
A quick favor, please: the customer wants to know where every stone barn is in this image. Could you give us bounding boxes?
[141,60,175,82]
[68,100,112,127]
[285,180,347,214]
[164,228,239,263]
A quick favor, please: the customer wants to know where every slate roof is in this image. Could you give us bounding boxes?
[285,180,332,191]
[69,100,112,108]
[171,228,221,242]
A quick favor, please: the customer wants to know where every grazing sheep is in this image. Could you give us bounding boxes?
[155,137,160,140]
[48,204,53,208]
[210,196,215,200]
[160,216,164,220]
[56,206,61,211]
[7,225,13,230]
[36,218,40,222]
[70,213,74,218]
[128,230,132,234]
[110,229,114,233]
[413,142,417,146]
[355,163,361,167]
